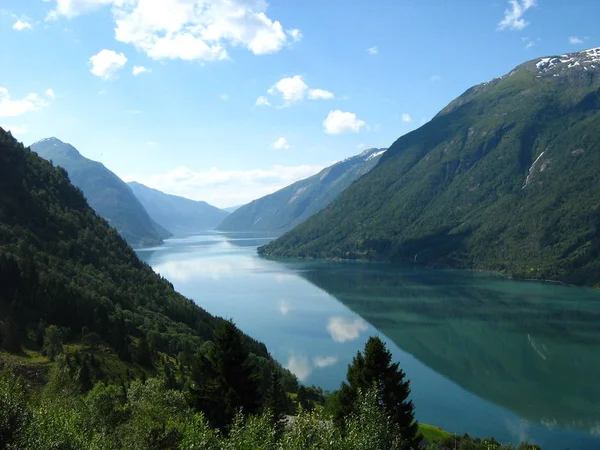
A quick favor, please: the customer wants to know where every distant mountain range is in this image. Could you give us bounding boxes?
[261,47,600,286]
[217,148,386,233]
[31,137,170,247]
[128,181,229,235]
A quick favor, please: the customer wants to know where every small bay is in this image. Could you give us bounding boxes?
[137,231,600,450]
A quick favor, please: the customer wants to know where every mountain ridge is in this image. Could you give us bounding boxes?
[128,181,229,235]
[217,147,386,233]
[31,137,169,247]
[260,47,600,286]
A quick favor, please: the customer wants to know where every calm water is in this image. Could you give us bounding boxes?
[137,231,600,450]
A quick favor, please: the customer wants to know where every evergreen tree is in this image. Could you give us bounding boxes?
[335,336,420,449]
[193,320,260,429]
[263,367,287,430]
[41,325,63,361]
[134,335,153,367]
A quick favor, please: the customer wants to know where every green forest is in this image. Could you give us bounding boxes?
[260,55,600,286]
[0,128,546,448]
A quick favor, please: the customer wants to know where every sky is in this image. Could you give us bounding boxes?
[0,0,598,208]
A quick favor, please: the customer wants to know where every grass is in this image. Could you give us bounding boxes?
[419,423,453,443]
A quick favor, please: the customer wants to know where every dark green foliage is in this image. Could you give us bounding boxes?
[41,325,64,360]
[0,370,30,447]
[30,137,169,247]
[128,181,229,235]
[426,434,542,450]
[263,367,288,428]
[218,148,386,233]
[0,366,544,450]
[334,336,420,449]
[297,385,326,412]
[0,128,270,367]
[260,50,600,286]
[190,320,261,429]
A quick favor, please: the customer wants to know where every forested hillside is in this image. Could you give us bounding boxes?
[261,48,600,286]
[31,137,169,247]
[0,128,288,384]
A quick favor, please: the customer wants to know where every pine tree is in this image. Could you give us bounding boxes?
[335,336,420,449]
[193,320,260,429]
[263,367,287,430]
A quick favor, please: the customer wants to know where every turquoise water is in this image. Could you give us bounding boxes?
[137,231,600,450]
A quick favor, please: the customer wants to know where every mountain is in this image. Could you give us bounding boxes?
[223,205,243,213]
[31,137,169,247]
[128,181,229,235]
[260,47,600,286]
[0,126,281,375]
[217,148,386,233]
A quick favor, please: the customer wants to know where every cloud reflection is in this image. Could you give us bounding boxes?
[278,299,291,316]
[313,356,338,368]
[327,316,368,343]
[285,354,312,381]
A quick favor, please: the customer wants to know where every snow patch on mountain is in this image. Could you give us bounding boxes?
[365,149,386,161]
[536,47,600,75]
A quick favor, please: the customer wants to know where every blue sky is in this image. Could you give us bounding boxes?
[0,0,598,207]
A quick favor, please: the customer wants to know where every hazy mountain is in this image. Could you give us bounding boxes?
[223,205,243,213]
[217,147,386,233]
[261,47,600,286]
[128,181,229,234]
[31,137,169,247]
[0,126,270,367]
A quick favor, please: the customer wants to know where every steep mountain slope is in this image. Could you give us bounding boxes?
[217,148,386,233]
[0,127,269,363]
[261,48,600,286]
[31,137,169,247]
[128,181,229,235]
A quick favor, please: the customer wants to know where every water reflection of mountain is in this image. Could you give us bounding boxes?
[219,232,279,248]
[297,261,600,432]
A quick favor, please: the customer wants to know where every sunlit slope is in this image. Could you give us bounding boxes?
[261,48,600,285]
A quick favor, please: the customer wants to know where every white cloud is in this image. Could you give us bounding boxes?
[89,49,128,79]
[323,110,365,135]
[45,88,56,99]
[498,0,536,31]
[255,95,271,107]
[268,75,308,102]
[288,28,303,42]
[47,0,299,62]
[313,356,338,368]
[132,65,150,75]
[308,88,334,100]
[402,113,412,123]
[266,75,333,106]
[273,137,290,150]
[327,316,368,343]
[569,36,584,45]
[285,354,311,381]
[123,163,324,208]
[0,124,28,135]
[367,46,378,55]
[13,19,32,31]
[220,93,229,101]
[46,0,115,19]
[0,87,50,118]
